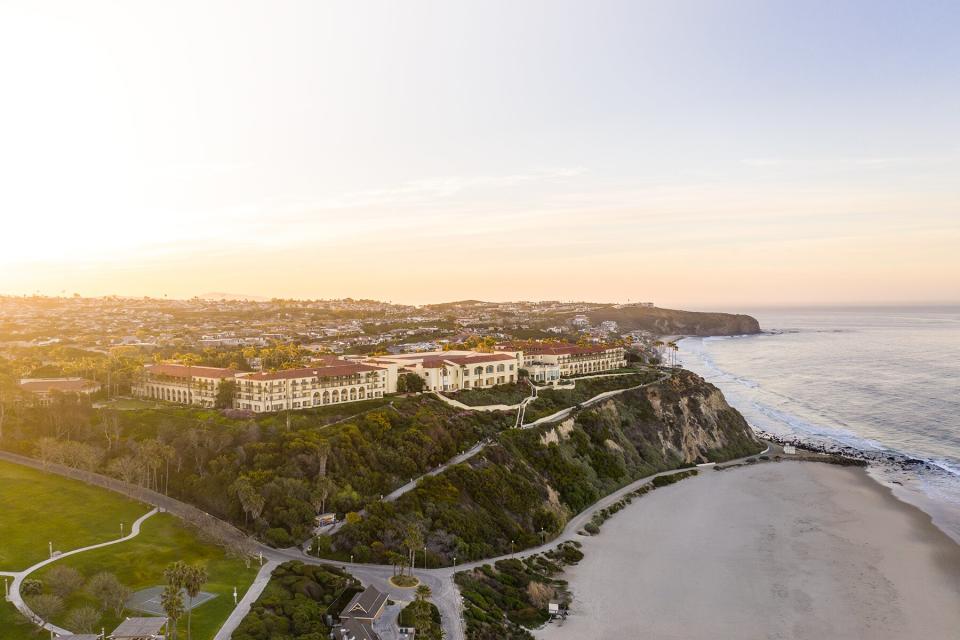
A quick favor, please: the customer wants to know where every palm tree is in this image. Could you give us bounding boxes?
[415,584,432,602]
[160,584,185,640]
[183,565,208,640]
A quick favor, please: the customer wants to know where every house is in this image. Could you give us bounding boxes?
[18,377,101,406]
[340,585,388,622]
[333,617,379,640]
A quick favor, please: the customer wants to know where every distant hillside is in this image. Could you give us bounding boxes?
[588,306,760,336]
[197,292,270,301]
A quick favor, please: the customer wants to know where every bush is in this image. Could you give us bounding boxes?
[264,527,293,547]
[21,579,43,595]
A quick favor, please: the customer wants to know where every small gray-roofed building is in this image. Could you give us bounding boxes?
[333,617,379,640]
[340,586,387,621]
[57,636,101,640]
[109,616,168,639]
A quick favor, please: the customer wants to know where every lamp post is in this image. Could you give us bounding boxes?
[423,546,427,570]
[48,541,52,558]
[4,576,8,600]
[233,586,238,605]
[350,554,354,565]
[120,521,124,538]
[453,556,457,572]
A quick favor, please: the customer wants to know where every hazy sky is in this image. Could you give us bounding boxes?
[1,0,958,307]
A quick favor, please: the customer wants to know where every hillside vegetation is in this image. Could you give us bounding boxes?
[328,370,761,564]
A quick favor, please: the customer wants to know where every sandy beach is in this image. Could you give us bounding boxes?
[537,461,960,640]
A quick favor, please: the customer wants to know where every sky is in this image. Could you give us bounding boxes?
[1,0,958,308]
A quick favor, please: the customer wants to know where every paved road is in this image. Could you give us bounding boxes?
[7,508,158,636]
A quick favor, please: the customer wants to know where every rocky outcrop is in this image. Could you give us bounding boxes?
[587,306,761,336]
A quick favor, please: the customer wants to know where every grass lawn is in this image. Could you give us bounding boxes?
[96,397,158,410]
[523,371,661,423]
[0,459,150,571]
[442,382,531,406]
[32,512,258,640]
[0,598,36,640]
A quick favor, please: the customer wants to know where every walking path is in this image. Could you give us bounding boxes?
[6,508,158,636]
[211,558,280,640]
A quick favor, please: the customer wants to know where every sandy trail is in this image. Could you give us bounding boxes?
[537,462,960,640]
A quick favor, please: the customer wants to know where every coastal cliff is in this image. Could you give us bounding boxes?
[331,370,761,562]
[588,305,761,336]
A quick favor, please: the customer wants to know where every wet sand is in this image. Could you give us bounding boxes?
[537,462,960,640]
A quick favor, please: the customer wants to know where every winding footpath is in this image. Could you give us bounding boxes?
[5,507,158,636]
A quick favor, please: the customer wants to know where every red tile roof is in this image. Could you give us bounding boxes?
[499,343,620,356]
[241,362,383,381]
[417,353,517,369]
[19,378,101,394]
[146,364,236,379]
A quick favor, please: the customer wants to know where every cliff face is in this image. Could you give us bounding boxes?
[534,369,760,475]
[588,306,761,336]
[632,369,760,463]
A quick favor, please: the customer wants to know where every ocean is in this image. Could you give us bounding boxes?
[678,306,960,544]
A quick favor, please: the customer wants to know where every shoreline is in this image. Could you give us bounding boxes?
[675,333,960,549]
[758,430,960,546]
[537,459,960,639]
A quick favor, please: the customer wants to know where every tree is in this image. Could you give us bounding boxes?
[160,584,185,640]
[65,605,100,633]
[215,379,236,409]
[403,523,424,576]
[46,565,84,599]
[27,594,63,624]
[415,584,432,602]
[86,572,131,616]
[182,564,208,640]
[397,373,425,394]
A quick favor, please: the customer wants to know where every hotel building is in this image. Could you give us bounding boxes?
[234,362,388,412]
[135,364,236,407]
[365,350,520,392]
[496,343,627,383]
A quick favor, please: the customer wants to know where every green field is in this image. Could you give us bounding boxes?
[523,371,661,422]
[443,382,531,406]
[0,598,35,640]
[0,459,150,571]
[32,512,258,639]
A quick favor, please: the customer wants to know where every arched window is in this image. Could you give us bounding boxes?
[323,390,330,404]
[313,392,321,406]
[332,389,339,403]
[474,366,483,376]
[496,364,505,372]
[358,387,365,399]
[350,388,357,400]
[486,365,494,373]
